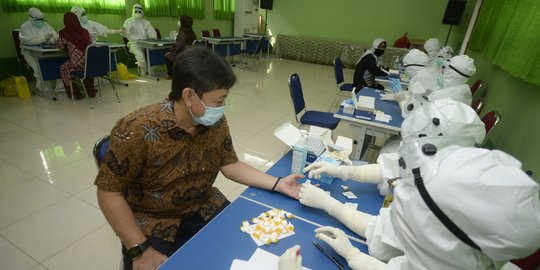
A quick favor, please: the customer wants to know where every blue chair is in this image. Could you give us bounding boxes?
[93,135,110,168]
[70,45,121,109]
[334,57,354,92]
[288,73,341,130]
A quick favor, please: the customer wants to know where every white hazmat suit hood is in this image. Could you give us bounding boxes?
[28,7,45,28]
[390,140,540,269]
[402,49,428,78]
[133,4,144,19]
[400,98,486,144]
[424,38,440,62]
[443,54,476,86]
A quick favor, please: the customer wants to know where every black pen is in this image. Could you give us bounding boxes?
[312,241,345,270]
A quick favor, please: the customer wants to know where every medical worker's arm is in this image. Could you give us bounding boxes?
[304,163,382,184]
[221,161,303,199]
[315,227,386,270]
[299,184,374,237]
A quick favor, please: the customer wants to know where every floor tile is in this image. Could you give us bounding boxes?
[0,236,39,270]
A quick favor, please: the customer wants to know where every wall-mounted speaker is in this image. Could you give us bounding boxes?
[442,0,467,25]
[260,0,273,10]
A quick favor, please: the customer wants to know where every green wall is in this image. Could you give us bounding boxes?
[469,50,540,180]
[262,0,476,50]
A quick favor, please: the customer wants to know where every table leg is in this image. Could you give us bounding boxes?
[350,125,367,160]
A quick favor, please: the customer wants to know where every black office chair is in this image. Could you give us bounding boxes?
[240,37,265,65]
[288,73,341,130]
[12,29,34,79]
[70,45,121,109]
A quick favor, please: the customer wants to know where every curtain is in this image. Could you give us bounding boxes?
[469,0,540,86]
[214,0,234,20]
[2,0,125,15]
[143,0,205,19]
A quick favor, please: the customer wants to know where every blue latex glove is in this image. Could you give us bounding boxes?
[389,78,402,93]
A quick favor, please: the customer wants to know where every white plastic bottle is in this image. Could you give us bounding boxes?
[291,130,308,174]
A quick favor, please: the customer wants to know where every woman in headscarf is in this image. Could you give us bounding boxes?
[164,15,197,79]
[353,38,388,90]
[58,12,95,99]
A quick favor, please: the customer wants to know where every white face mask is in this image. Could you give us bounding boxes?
[134,12,143,19]
[177,20,181,28]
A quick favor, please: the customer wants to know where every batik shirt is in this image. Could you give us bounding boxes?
[95,98,238,242]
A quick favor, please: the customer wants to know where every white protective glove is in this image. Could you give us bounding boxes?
[30,36,47,45]
[300,184,374,237]
[299,183,340,213]
[278,245,303,270]
[315,227,386,270]
[380,93,395,101]
[304,162,383,184]
[394,91,408,103]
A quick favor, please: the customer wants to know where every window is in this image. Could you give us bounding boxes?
[213,0,234,20]
[2,0,125,15]
[143,0,205,18]
[469,0,540,86]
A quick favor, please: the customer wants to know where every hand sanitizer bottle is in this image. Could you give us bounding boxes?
[291,130,308,174]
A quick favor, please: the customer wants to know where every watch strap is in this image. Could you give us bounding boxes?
[128,240,152,261]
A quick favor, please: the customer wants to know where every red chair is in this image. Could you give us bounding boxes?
[12,29,27,65]
[470,79,482,96]
[154,28,161,39]
[201,30,210,38]
[471,99,484,115]
[212,28,221,37]
[512,248,540,270]
[481,110,501,144]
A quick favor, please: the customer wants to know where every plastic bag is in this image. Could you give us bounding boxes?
[110,63,137,80]
[393,32,411,48]
[0,76,30,98]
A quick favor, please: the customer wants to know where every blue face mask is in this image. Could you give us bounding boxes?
[190,92,225,126]
[33,20,45,28]
[81,15,89,24]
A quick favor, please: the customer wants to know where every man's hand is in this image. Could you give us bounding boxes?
[132,247,167,270]
[275,174,304,199]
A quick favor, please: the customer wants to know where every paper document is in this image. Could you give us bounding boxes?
[230,248,311,270]
[356,96,375,112]
[375,112,392,123]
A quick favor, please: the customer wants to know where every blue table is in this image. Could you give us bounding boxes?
[202,36,250,59]
[242,152,384,240]
[137,39,175,79]
[158,151,385,270]
[334,87,404,160]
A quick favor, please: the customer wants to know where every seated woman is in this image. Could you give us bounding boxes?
[164,15,196,79]
[353,38,388,90]
[58,12,95,99]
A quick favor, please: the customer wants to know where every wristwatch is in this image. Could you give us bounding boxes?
[127,240,152,261]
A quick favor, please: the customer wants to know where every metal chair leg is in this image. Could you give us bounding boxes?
[77,77,93,109]
[106,76,121,103]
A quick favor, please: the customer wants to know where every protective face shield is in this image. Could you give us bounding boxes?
[442,55,475,87]
[401,98,486,143]
[424,38,440,59]
[190,92,225,126]
[397,144,540,261]
[133,4,144,19]
[402,49,428,78]
[397,136,476,186]
[28,7,45,28]
[436,46,454,67]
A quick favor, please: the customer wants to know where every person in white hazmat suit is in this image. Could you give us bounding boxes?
[122,4,157,75]
[434,45,454,70]
[279,136,540,270]
[423,38,440,66]
[70,6,123,42]
[385,54,476,118]
[19,7,63,92]
[304,97,486,197]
